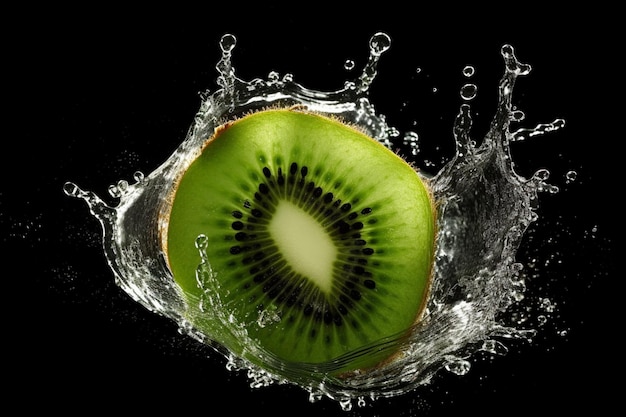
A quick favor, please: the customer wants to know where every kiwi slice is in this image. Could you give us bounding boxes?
[164,107,436,373]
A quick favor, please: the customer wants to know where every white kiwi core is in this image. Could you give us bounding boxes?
[268,200,337,293]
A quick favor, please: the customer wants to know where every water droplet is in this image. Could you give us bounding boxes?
[416,67,422,74]
[512,110,526,122]
[219,33,237,53]
[108,184,121,198]
[501,44,514,58]
[133,171,145,183]
[63,181,80,197]
[344,59,355,71]
[268,71,280,82]
[108,179,129,198]
[117,179,129,192]
[533,168,551,182]
[565,170,578,183]
[460,83,478,101]
[462,65,475,77]
[369,32,391,56]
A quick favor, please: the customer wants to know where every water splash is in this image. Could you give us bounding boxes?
[64,32,565,409]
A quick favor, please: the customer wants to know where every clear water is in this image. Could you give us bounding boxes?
[63,32,565,411]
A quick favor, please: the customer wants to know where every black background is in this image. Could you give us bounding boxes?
[4,8,618,415]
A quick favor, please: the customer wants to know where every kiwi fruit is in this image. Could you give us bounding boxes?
[164,107,436,373]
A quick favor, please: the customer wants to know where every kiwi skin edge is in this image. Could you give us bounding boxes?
[160,106,438,376]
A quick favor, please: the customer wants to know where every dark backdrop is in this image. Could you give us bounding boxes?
[5,8,617,416]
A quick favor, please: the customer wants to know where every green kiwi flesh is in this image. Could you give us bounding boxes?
[165,108,436,373]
